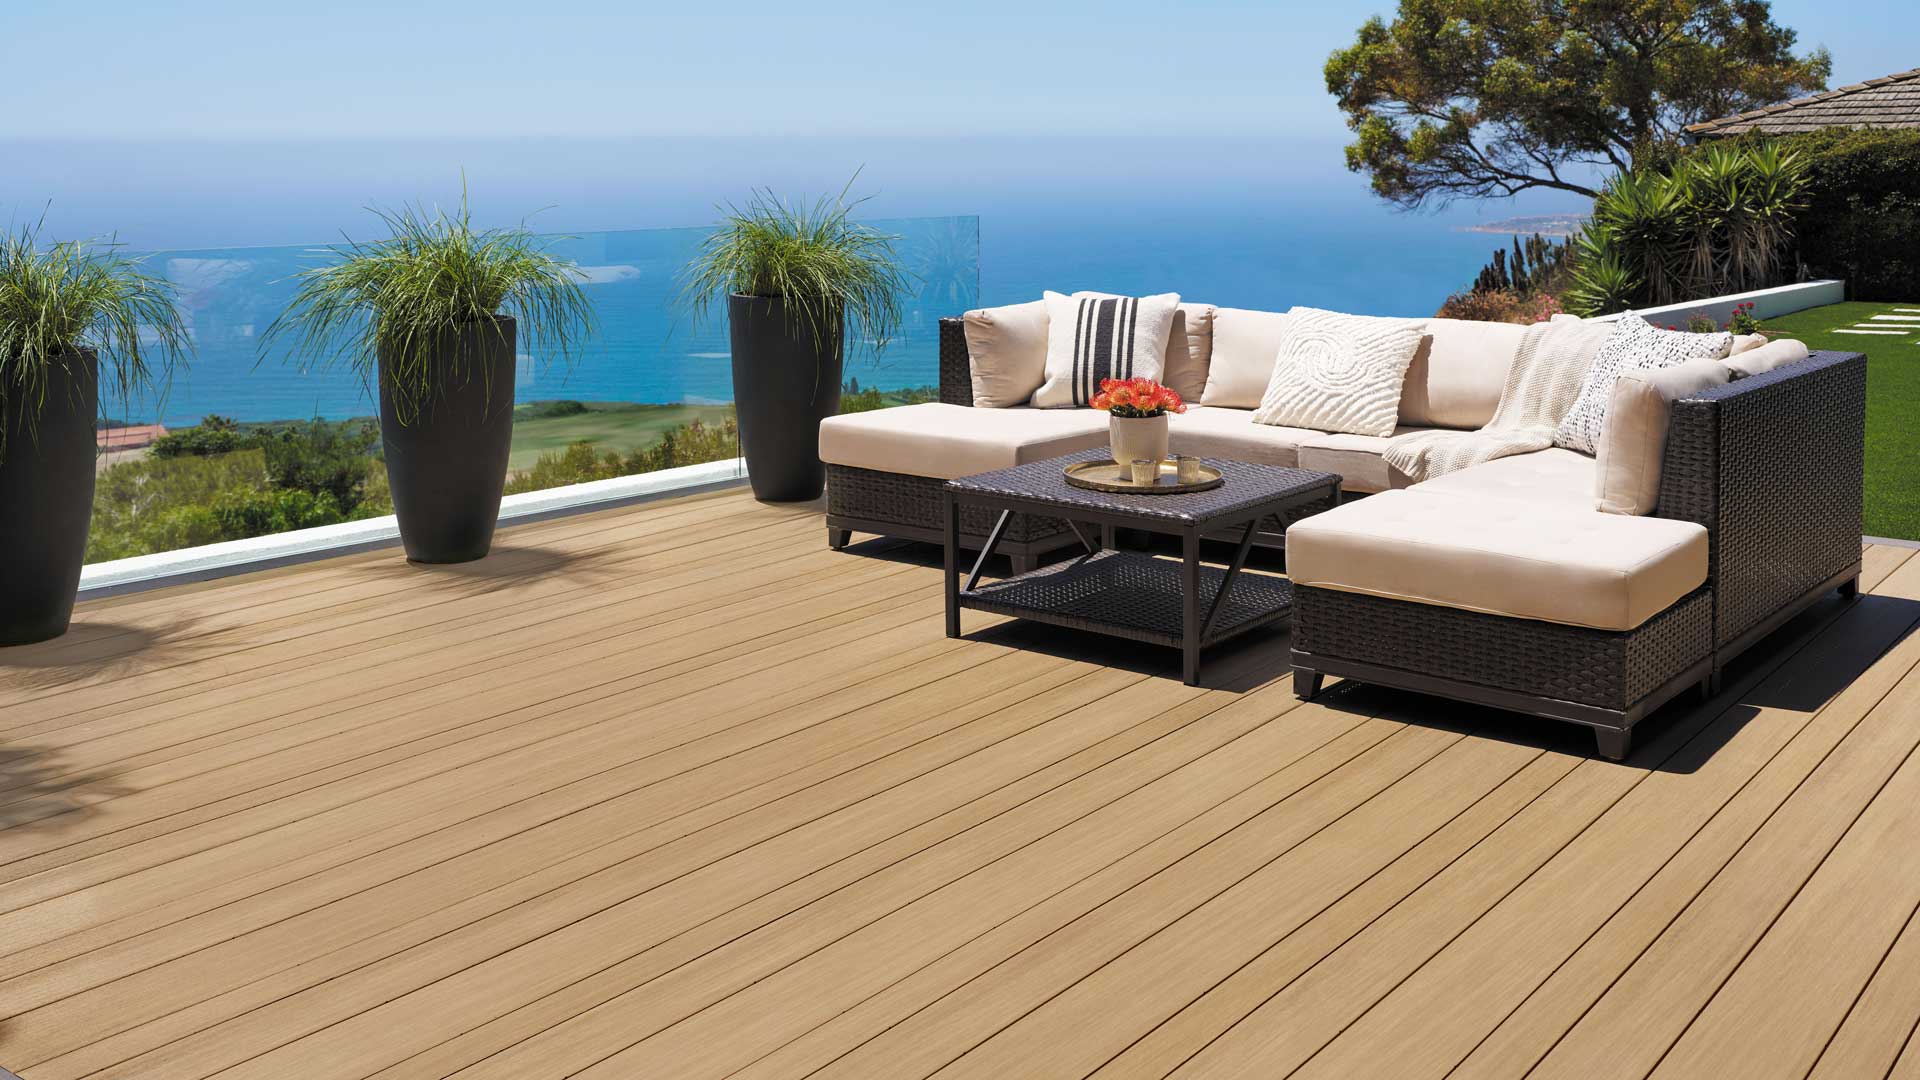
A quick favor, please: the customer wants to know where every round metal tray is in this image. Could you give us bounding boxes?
[1063,459,1223,494]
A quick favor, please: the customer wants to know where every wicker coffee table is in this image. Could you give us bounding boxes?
[944,448,1342,685]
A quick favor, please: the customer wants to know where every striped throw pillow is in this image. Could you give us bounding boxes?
[1031,291,1181,408]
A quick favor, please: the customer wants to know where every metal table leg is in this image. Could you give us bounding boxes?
[1181,529,1202,685]
[944,490,961,638]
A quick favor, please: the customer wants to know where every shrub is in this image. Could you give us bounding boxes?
[503,417,742,496]
[1434,289,1563,324]
[258,417,380,513]
[518,399,590,419]
[202,486,345,537]
[1774,128,1920,301]
[1565,142,1808,315]
[149,415,264,458]
[1468,234,1571,298]
[88,450,270,561]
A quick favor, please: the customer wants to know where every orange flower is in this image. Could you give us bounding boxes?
[1109,385,1134,407]
[1090,391,1111,410]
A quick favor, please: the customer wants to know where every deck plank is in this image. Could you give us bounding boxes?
[0,488,1915,1080]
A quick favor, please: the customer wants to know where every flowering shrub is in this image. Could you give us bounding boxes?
[1090,377,1185,418]
[1684,311,1719,334]
[1727,301,1761,335]
[1435,289,1563,324]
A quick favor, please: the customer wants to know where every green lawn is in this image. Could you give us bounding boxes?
[1757,301,1920,540]
[508,402,735,473]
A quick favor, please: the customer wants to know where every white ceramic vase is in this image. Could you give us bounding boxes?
[1109,413,1170,467]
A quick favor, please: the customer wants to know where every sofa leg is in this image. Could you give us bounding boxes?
[1009,553,1039,575]
[1840,574,1861,600]
[1294,670,1323,700]
[1594,727,1632,762]
[827,526,852,551]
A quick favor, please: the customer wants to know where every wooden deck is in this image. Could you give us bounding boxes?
[4,486,1920,1079]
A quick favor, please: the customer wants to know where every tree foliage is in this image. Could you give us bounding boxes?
[1326,0,1830,207]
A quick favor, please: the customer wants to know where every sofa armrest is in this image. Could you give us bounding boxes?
[1657,350,1867,650]
[938,317,974,407]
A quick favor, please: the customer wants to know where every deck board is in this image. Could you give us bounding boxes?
[3,489,1918,1079]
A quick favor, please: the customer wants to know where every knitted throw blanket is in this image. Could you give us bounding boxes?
[1384,318,1614,484]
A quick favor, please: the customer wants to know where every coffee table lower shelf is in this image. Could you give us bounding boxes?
[956,549,1295,654]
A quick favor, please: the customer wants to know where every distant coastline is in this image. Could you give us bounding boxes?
[1458,214,1587,237]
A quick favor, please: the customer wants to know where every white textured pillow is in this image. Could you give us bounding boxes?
[961,300,1049,408]
[1251,307,1425,437]
[1596,358,1733,515]
[1554,314,1732,455]
[1203,307,1293,408]
[1032,291,1180,408]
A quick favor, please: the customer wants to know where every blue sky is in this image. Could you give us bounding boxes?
[4,0,1908,139]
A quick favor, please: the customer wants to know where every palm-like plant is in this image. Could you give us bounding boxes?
[0,223,189,460]
[679,178,910,357]
[1566,141,1809,316]
[261,193,594,424]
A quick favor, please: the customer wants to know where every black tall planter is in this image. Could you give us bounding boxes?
[0,351,98,646]
[729,294,843,502]
[378,317,516,564]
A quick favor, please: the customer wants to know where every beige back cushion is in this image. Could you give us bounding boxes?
[961,300,1049,408]
[1724,338,1809,379]
[1400,318,1529,430]
[1202,307,1291,409]
[1595,358,1733,515]
[1163,303,1215,402]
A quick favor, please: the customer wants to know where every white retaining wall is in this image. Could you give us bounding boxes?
[1592,279,1845,326]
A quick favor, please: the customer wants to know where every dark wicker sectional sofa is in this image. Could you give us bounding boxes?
[823,313,1867,761]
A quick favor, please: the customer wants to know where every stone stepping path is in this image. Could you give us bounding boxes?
[1833,304,1920,339]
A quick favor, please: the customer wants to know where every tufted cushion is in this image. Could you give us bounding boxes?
[1410,447,1598,510]
[1285,489,1708,631]
[1167,406,1321,468]
[1296,429,1422,493]
[1252,307,1426,437]
[819,403,1109,480]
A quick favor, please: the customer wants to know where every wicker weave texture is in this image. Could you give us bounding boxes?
[939,318,973,407]
[950,448,1341,527]
[1659,351,1866,650]
[1294,586,1713,710]
[964,550,1293,646]
[827,464,1069,544]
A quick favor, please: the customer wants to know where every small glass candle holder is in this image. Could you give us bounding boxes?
[1130,458,1158,484]
[1176,455,1204,484]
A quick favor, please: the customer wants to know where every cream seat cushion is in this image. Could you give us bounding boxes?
[1167,406,1322,468]
[818,403,1109,480]
[1201,308,1292,409]
[1409,447,1598,510]
[961,300,1050,409]
[1286,490,1708,631]
[1400,318,1528,430]
[1296,429,1423,493]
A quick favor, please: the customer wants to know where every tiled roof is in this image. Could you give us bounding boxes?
[1686,67,1920,138]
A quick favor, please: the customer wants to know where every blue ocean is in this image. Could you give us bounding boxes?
[1,137,1573,426]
